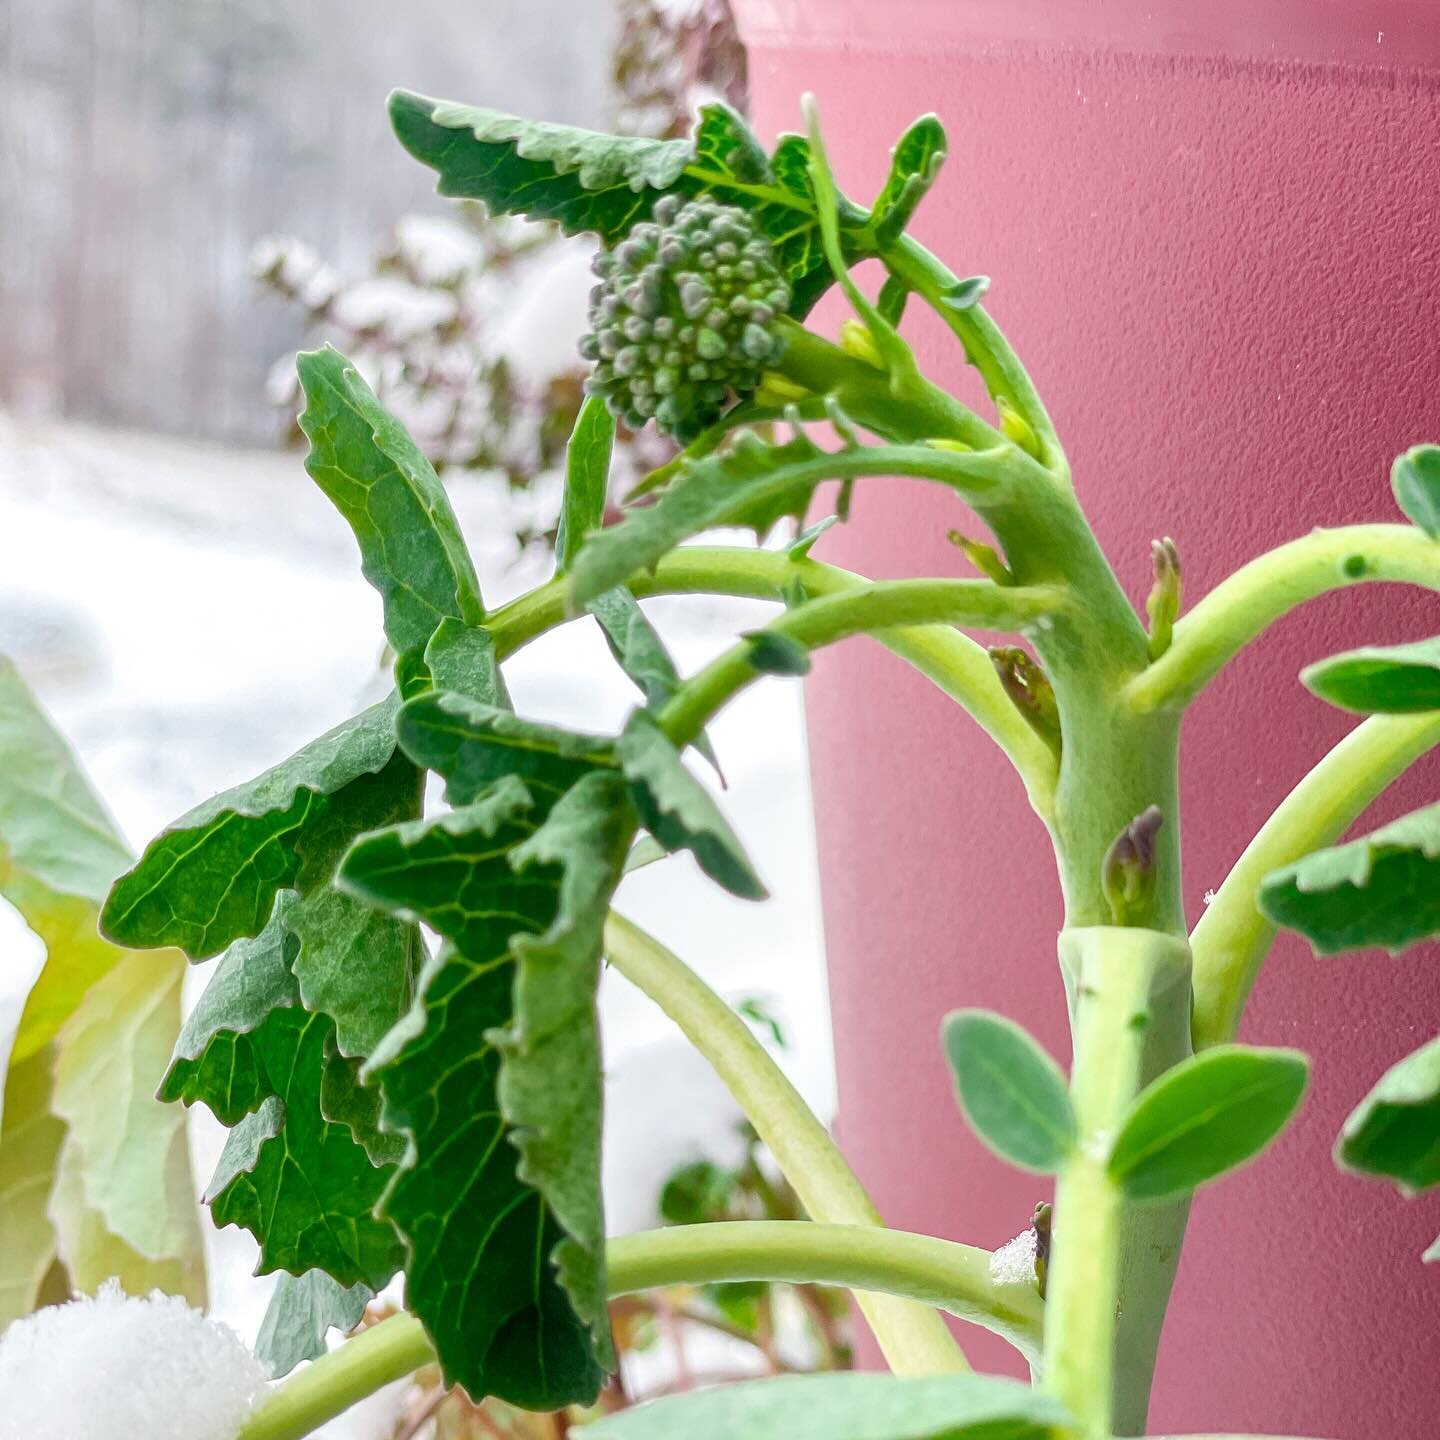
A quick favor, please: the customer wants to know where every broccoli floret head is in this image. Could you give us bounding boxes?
[579,194,791,442]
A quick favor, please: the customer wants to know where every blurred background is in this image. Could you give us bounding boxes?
[0,2,839,1433]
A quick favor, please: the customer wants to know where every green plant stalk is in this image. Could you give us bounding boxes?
[654,577,1064,750]
[1191,710,1440,1050]
[1047,928,1194,1438]
[238,1221,1041,1440]
[1127,524,1440,713]
[604,911,971,1376]
[486,546,1059,815]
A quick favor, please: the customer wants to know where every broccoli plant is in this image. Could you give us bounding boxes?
[56,83,1440,1440]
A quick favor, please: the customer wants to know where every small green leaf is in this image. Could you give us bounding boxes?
[255,1270,373,1379]
[941,1010,1075,1174]
[616,710,765,900]
[569,429,832,604]
[297,346,487,657]
[423,619,511,708]
[1336,1034,1440,1195]
[103,697,406,958]
[1301,637,1440,713]
[398,691,614,805]
[938,276,991,313]
[586,1373,1071,1440]
[870,114,947,246]
[556,396,615,571]
[1392,444,1440,538]
[1108,1045,1310,1203]
[788,514,838,561]
[1258,802,1440,956]
[744,629,812,677]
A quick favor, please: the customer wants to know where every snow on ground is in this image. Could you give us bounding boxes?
[0,411,835,1424]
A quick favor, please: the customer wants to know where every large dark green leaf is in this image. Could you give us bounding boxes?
[339,767,633,1406]
[398,692,614,805]
[162,901,404,1290]
[254,1269,373,1379]
[1108,1045,1310,1203]
[390,95,867,319]
[102,697,406,959]
[1393,444,1440,539]
[1301,637,1440,714]
[586,1373,1071,1440]
[615,711,763,900]
[1336,1034,1440,1196]
[297,346,487,657]
[941,1010,1074,1174]
[1258,803,1440,956]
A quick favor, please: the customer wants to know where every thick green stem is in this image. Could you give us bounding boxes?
[654,578,1064,750]
[487,546,1058,816]
[604,911,970,1375]
[238,1220,1039,1440]
[1046,928,1193,1438]
[1126,524,1440,714]
[1191,711,1440,1050]
[608,1222,1043,1362]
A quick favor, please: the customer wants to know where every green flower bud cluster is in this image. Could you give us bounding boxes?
[579,194,791,441]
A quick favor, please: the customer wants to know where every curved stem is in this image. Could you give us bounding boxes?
[237,1312,433,1440]
[1126,525,1440,715]
[607,1222,1043,1361]
[1191,711,1440,1051]
[654,578,1065,751]
[238,1218,1044,1440]
[487,546,1059,816]
[604,911,969,1376]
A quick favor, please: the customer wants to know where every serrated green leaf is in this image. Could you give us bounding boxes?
[255,1269,373,1379]
[297,346,486,657]
[339,767,632,1406]
[424,619,511,708]
[164,901,403,1289]
[1108,1045,1310,1203]
[398,691,615,805]
[0,1048,66,1325]
[320,1045,406,1167]
[870,114,947,246]
[1301,637,1440,714]
[1258,802,1440,956]
[557,395,616,572]
[744,629,813,676]
[1336,1034,1440,1195]
[204,1005,402,1289]
[587,1373,1071,1440]
[1392,444,1440,538]
[391,94,863,320]
[941,1010,1075,1174]
[616,711,765,899]
[569,430,831,603]
[102,697,405,959]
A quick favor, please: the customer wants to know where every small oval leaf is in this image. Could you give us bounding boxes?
[1301,636,1440,714]
[1336,1033,1440,1195]
[1108,1045,1309,1203]
[1392,444,1440,539]
[942,1010,1075,1174]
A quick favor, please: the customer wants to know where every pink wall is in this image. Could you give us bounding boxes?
[735,3,1440,1435]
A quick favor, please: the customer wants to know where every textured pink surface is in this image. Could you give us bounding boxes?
[736,8,1440,1437]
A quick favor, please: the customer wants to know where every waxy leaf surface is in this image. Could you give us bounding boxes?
[587,1373,1071,1440]
[1393,444,1440,539]
[941,1010,1075,1174]
[869,114,947,245]
[1336,1033,1440,1195]
[1301,637,1440,714]
[1258,802,1440,955]
[1108,1045,1309,1202]
[255,1269,374,1379]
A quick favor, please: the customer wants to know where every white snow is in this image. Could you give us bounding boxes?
[0,1284,267,1440]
